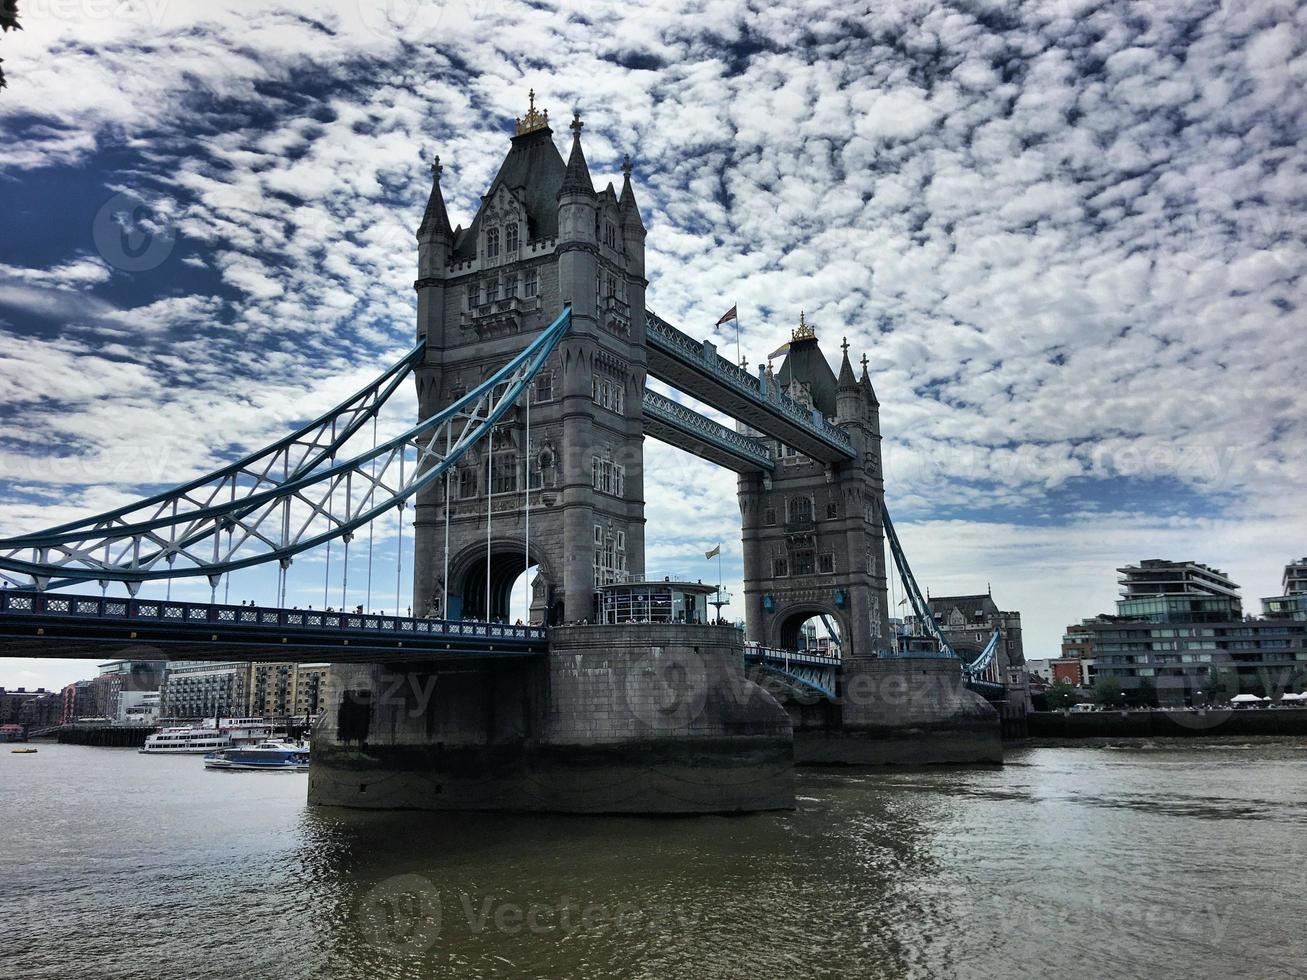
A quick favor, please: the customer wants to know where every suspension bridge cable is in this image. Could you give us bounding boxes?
[395,446,405,617]
[486,436,493,621]
[524,382,531,622]
[366,415,377,611]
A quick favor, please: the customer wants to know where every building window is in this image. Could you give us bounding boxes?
[487,277,500,302]
[764,508,776,526]
[468,282,480,308]
[772,558,788,577]
[604,222,617,248]
[504,275,518,298]
[506,223,519,252]
[787,496,813,524]
[826,502,838,520]
[525,268,538,298]
[533,372,553,402]
[593,524,628,586]
[486,227,500,258]
[794,550,815,576]
[592,372,624,414]
[591,457,625,497]
[491,454,518,495]
[818,554,835,574]
[459,468,477,498]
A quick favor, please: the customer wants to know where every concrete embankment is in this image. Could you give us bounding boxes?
[1029,708,1307,738]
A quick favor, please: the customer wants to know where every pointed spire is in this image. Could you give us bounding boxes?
[859,352,880,407]
[559,110,594,196]
[838,336,858,389]
[417,153,453,240]
[619,153,645,230]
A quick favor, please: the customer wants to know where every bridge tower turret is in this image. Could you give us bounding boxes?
[738,319,891,659]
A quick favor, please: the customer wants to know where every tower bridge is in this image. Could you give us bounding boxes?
[0,94,1011,813]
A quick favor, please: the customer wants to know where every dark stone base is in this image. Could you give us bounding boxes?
[794,725,1003,766]
[308,736,794,814]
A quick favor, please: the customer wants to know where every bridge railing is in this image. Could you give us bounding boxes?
[645,312,853,456]
[0,591,547,644]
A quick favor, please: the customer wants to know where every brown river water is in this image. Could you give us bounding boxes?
[3,739,1305,979]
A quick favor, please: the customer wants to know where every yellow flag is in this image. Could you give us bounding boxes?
[705,545,721,560]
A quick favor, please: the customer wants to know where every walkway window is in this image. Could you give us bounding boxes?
[486,227,500,258]
[506,223,519,252]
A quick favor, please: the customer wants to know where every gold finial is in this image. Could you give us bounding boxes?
[515,88,550,135]
[792,309,816,342]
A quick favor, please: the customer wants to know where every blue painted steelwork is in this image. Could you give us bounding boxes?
[0,309,573,589]
[644,310,854,460]
[743,644,839,699]
[641,389,774,472]
[0,588,547,660]
[882,507,1001,681]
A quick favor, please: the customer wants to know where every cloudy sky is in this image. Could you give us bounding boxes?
[0,0,1304,691]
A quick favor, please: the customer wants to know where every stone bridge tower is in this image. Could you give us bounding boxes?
[738,318,892,658]
[411,95,648,623]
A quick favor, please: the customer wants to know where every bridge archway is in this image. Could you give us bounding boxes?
[773,603,846,658]
[448,541,556,625]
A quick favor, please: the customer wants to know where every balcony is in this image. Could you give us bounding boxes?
[460,294,540,339]
[603,295,630,337]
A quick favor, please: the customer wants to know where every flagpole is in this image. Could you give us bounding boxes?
[735,299,740,367]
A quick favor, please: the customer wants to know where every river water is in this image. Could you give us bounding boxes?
[2,740,1305,979]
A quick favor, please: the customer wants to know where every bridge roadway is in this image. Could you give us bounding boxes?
[0,590,839,678]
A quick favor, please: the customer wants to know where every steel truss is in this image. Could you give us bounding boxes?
[0,309,572,591]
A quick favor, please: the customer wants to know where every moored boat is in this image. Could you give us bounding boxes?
[140,718,275,754]
[203,740,310,771]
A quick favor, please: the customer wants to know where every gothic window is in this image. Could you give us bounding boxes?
[459,468,477,498]
[764,508,776,526]
[794,549,815,576]
[486,227,500,258]
[491,454,518,495]
[787,496,813,524]
[818,554,835,574]
[487,277,500,301]
[826,502,838,520]
[591,457,625,496]
[604,221,617,248]
[524,268,539,298]
[505,223,519,252]
[504,275,517,298]
[468,282,480,308]
[533,372,553,403]
[772,558,788,577]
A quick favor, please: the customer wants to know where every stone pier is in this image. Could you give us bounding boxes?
[308,624,794,813]
[786,657,1002,765]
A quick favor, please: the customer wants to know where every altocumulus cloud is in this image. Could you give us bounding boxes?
[0,0,1304,688]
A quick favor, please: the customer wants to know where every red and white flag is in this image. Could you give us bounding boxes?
[715,305,737,326]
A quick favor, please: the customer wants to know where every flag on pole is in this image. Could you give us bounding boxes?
[767,341,790,360]
[705,544,721,560]
[715,305,737,326]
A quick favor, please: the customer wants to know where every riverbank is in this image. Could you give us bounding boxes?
[1029,706,1307,738]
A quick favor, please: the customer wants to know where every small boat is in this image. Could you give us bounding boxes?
[203,740,310,771]
[11,747,37,754]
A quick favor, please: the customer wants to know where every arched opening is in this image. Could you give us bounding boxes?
[452,547,553,625]
[777,608,843,657]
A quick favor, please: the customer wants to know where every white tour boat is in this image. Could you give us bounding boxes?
[140,718,274,754]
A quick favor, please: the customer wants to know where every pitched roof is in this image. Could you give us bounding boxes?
[451,127,566,261]
[776,334,839,417]
[417,165,453,240]
[927,594,999,621]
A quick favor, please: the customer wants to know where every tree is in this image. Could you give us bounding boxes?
[1092,675,1126,708]
[1,2,19,92]
[1045,678,1080,710]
